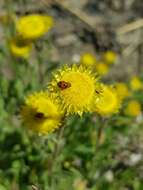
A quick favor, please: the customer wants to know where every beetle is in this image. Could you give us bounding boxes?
[57,81,71,90]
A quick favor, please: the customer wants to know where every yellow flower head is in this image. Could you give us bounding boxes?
[130,76,142,91]
[80,53,96,67]
[114,82,130,100]
[103,50,117,64]
[124,100,141,117]
[9,36,32,58]
[16,14,54,39]
[21,91,63,134]
[49,64,101,116]
[73,179,87,190]
[95,85,120,116]
[95,62,109,76]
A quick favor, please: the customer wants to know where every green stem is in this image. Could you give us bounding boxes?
[48,125,65,187]
[34,42,44,84]
[89,116,108,180]
[95,116,107,152]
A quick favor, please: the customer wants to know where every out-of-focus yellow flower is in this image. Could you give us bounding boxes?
[73,179,87,190]
[95,85,120,116]
[49,64,101,116]
[114,82,130,100]
[64,161,71,169]
[80,53,96,67]
[96,62,109,76]
[21,91,63,135]
[9,36,32,58]
[103,50,117,64]
[124,100,141,117]
[16,14,54,39]
[130,76,142,91]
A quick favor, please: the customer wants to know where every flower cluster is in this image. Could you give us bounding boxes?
[18,15,143,134]
[113,76,143,118]
[80,51,117,76]
[21,63,121,135]
[9,14,54,58]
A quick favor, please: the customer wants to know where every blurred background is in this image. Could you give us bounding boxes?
[0,0,143,189]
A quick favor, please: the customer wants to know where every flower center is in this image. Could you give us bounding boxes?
[60,72,95,107]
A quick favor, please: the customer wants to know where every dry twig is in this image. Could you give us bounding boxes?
[117,19,143,35]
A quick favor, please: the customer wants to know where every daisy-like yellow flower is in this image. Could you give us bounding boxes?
[130,76,142,91]
[80,53,96,67]
[114,82,130,101]
[21,91,63,134]
[49,64,101,116]
[16,14,54,39]
[9,36,32,58]
[95,62,109,76]
[124,100,141,117]
[95,85,120,116]
[103,50,117,64]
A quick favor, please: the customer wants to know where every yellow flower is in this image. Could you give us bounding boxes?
[21,91,63,134]
[49,64,101,116]
[114,82,130,100]
[73,179,87,190]
[130,76,142,91]
[16,14,54,39]
[9,36,32,58]
[80,53,96,67]
[124,100,141,117]
[95,85,120,116]
[103,50,117,64]
[96,62,109,76]
[63,161,71,169]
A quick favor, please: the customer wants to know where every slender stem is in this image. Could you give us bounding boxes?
[34,42,44,84]
[95,116,107,152]
[48,125,65,187]
[137,43,143,75]
[89,116,108,180]
[52,125,65,161]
